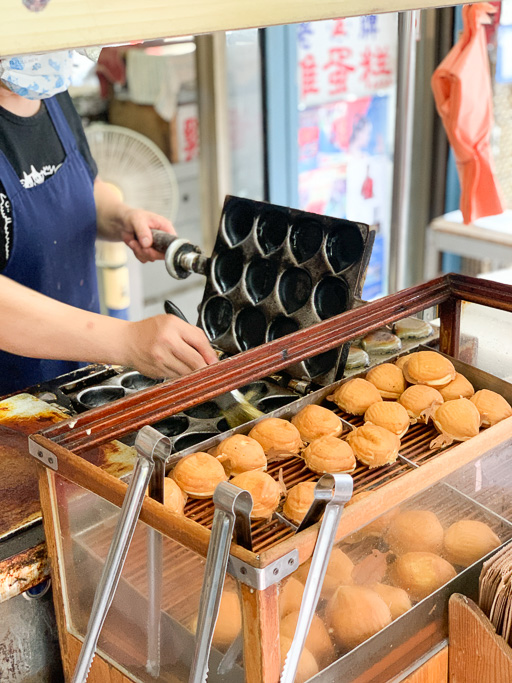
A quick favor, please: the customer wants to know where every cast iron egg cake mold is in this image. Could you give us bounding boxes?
[197,196,373,385]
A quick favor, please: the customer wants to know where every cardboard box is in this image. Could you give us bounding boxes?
[108,98,171,159]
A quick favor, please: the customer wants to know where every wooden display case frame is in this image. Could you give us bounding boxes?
[32,273,512,683]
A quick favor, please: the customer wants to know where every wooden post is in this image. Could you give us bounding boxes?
[449,594,512,682]
[240,583,281,683]
[439,297,461,358]
[195,32,231,255]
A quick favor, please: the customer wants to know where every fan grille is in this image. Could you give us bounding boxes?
[85,123,179,222]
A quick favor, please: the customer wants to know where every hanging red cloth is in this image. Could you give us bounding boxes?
[431,3,505,224]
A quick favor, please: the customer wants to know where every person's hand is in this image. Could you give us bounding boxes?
[123,314,218,379]
[119,207,176,263]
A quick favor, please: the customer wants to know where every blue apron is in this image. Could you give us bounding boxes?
[0,96,100,395]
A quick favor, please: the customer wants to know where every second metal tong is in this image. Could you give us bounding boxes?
[189,481,253,683]
[72,426,170,683]
[280,473,354,683]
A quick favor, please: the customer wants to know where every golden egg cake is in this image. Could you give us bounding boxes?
[327,585,392,650]
[173,452,228,498]
[346,424,400,468]
[214,433,267,476]
[403,351,456,387]
[386,509,444,555]
[389,551,456,601]
[212,591,242,648]
[294,547,354,600]
[432,398,480,443]
[282,482,317,525]
[364,401,410,437]
[291,404,343,442]
[395,352,419,372]
[279,576,305,617]
[345,490,400,540]
[346,345,370,370]
[248,417,302,455]
[444,519,501,567]
[280,637,319,683]
[361,329,402,355]
[163,477,187,514]
[280,612,334,666]
[398,384,444,423]
[302,435,356,475]
[439,372,475,401]
[470,389,512,427]
[393,317,433,340]
[230,470,281,519]
[329,377,382,415]
[370,583,412,620]
[366,363,406,399]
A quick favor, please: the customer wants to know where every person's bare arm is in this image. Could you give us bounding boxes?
[0,275,217,378]
[94,178,176,263]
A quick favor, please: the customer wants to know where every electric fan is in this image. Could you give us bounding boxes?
[85,123,179,221]
[85,123,180,319]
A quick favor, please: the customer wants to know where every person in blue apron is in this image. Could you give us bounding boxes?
[0,50,217,396]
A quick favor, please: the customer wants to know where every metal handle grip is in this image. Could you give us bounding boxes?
[150,230,180,254]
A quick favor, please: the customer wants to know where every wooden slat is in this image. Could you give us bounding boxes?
[439,298,461,358]
[403,647,448,683]
[449,594,512,682]
[2,0,467,58]
[38,468,74,680]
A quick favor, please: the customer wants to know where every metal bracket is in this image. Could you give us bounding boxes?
[28,439,58,471]
[227,549,299,590]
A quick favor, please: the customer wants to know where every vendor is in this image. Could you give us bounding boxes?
[0,50,217,396]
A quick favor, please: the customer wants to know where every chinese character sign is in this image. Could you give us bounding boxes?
[298,14,397,107]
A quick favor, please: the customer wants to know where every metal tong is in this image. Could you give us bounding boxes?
[72,426,170,683]
[189,481,253,683]
[280,473,354,683]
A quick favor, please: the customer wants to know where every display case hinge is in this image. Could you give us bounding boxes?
[227,549,299,589]
[28,439,58,471]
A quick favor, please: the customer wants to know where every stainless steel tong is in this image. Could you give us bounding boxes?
[189,481,253,683]
[280,473,354,683]
[72,426,170,683]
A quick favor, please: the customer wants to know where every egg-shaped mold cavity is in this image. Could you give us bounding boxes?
[305,349,339,378]
[173,432,219,452]
[267,315,300,341]
[77,386,126,409]
[240,381,269,399]
[216,418,230,432]
[246,258,278,304]
[224,198,257,245]
[235,307,267,351]
[202,296,233,341]
[184,401,222,420]
[289,219,324,264]
[120,372,160,391]
[314,276,349,320]
[279,268,313,314]
[213,247,244,293]
[257,395,298,413]
[153,415,190,437]
[327,223,365,272]
[256,209,288,254]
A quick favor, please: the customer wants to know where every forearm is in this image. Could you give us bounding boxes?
[94,177,128,241]
[0,275,130,365]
